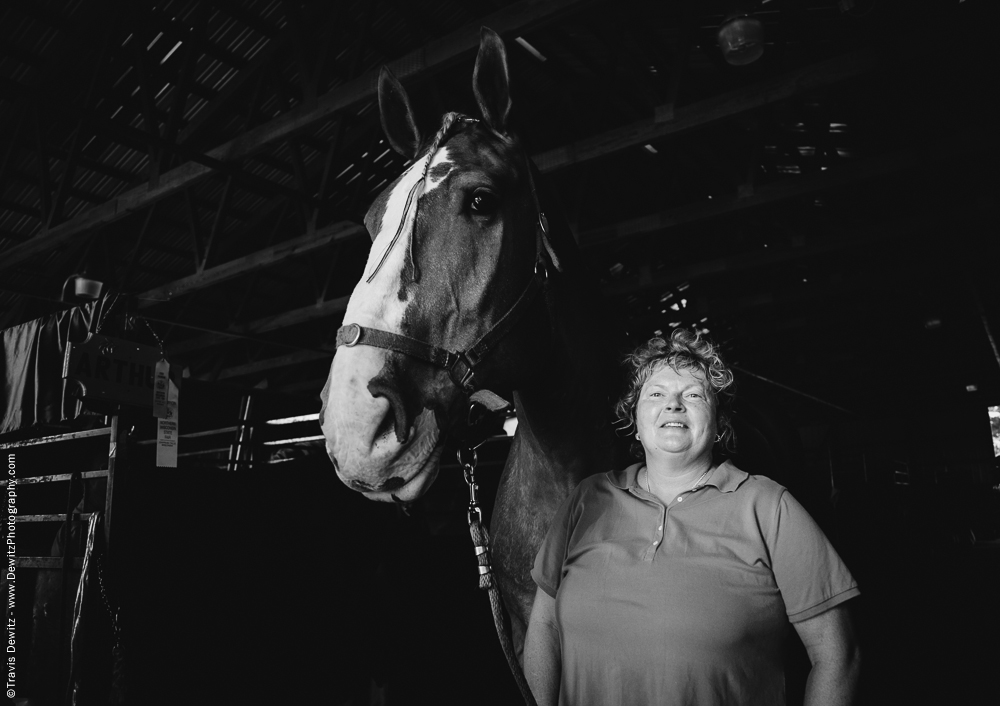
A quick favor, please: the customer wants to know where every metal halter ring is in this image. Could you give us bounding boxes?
[341,323,362,346]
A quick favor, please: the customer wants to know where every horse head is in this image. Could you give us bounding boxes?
[320,28,561,503]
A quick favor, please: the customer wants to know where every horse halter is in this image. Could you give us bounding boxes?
[335,117,555,393]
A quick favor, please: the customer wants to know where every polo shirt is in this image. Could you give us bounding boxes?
[531,460,860,706]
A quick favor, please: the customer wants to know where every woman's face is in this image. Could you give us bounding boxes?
[635,363,717,466]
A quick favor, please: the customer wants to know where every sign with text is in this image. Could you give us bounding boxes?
[63,334,166,408]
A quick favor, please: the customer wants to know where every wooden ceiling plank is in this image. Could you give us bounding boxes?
[48,21,116,229]
[133,39,165,186]
[138,220,364,307]
[161,6,206,168]
[211,0,283,39]
[604,212,938,304]
[576,140,990,249]
[0,0,591,273]
[534,49,878,174]
[92,117,310,205]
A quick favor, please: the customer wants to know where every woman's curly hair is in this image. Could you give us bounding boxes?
[615,329,736,460]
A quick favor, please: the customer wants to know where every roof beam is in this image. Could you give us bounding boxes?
[137,220,364,307]
[166,296,351,357]
[0,0,592,273]
[534,49,877,174]
[208,349,334,382]
[601,213,937,301]
[575,138,993,249]
[120,52,886,304]
[166,137,991,351]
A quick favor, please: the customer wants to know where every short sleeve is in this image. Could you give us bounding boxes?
[768,489,860,623]
[530,488,581,598]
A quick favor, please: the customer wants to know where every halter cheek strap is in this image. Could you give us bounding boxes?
[336,253,548,392]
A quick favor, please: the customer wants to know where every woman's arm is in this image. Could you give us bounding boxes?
[524,586,561,706]
[793,603,861,706]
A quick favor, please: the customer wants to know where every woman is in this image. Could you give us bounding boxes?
[524,330,860,706]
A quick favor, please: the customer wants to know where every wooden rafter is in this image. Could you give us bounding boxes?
[153,134,993,352]
[120,203,158,290]
[201,175,234,271]
[209,348,334,382]
[166,295,351,357]
[0,0,592,273]
[115,54,883,308]
[137,220,364,307]
[603,212,940,301]
[47,21,116,229]
[574,140,993,249]
[534,49,877,174]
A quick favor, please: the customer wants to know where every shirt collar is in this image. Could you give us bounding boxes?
[607,459,748,493]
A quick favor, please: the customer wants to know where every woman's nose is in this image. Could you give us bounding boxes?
[663,395,684,410]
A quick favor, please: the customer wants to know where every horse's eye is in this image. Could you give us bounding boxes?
[470,191,499,215]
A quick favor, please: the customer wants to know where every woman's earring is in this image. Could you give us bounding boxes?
[635,433,641,440]
[714,433,722,443]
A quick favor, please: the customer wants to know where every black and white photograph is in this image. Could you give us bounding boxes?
[1,1,998,704]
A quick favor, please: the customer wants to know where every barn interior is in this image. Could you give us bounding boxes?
[1,1,998,704]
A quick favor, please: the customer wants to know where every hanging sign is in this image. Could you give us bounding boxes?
[155,372,179,468]
[63,334,164,408]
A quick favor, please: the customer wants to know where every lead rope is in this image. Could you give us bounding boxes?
[459,445,539,706]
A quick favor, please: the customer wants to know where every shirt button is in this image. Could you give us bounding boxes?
[677,496,684,502]
[652,541,658,546]
[657,526,663,531]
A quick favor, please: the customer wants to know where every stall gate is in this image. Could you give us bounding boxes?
[2,416,127,705]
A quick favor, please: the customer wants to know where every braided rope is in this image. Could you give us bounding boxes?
[469,518,538,706]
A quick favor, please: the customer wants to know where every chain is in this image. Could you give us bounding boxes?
[95,552,121,645]
[140,317,166,355]
[96,547,126,702]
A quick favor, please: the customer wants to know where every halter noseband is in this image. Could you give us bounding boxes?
[335,117,554,393]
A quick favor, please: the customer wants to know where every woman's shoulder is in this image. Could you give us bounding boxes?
[720,460,789,503]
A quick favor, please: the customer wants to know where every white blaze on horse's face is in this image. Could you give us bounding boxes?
[321,148,454,502]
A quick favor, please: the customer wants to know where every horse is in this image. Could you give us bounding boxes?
[319,27,623,657]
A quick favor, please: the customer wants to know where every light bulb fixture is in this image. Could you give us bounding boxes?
[718,13,765,66]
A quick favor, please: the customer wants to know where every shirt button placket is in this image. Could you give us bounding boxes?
[653,506,665,548]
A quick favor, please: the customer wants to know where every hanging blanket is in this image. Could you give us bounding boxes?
[0,299,107,434]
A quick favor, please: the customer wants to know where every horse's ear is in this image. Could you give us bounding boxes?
[473,27,512,133]
[378,66,422,159]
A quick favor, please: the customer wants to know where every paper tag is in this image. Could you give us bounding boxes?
[152,359,170,418]
[156,375,179,468]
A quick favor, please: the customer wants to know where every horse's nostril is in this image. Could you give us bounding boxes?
[367,376,412,444]
[380,477,406,491]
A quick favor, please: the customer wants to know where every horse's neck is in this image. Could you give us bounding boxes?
[490,269,617,640]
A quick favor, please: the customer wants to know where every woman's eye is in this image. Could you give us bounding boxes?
[470,191,499,215]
